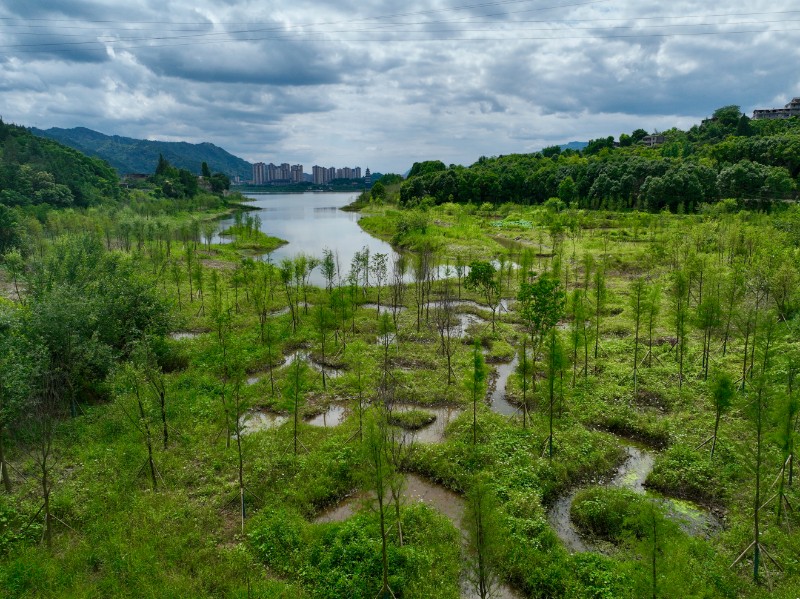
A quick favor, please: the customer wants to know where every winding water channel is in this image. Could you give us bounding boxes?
[217,193,718,594]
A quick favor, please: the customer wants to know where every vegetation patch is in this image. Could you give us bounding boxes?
[571,486,644,542]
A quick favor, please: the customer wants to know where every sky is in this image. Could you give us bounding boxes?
[1,0,799,173]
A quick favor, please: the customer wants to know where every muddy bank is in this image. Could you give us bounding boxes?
[315,473,520,599]
[548,443,721,553]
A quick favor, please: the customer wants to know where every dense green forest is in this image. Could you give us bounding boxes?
[1,113,800,598]
[400,106,800,211]
[32,126,253,180]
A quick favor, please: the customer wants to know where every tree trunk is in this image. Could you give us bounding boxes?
[0,427,11,493]
[711,409,721,458]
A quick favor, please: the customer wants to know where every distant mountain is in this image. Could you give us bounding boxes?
[559,141,588,151]
[31,126,252,180]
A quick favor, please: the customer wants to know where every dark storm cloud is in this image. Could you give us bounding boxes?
[136,39,343,86]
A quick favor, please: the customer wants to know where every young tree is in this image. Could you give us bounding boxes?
[464,474,502,599]
[321,248,337,293]
[708,370,735,458]
[389,254,407,331]
[697,293,722,381]
[433,275,457,385]
[346,340,371,442]
[114,363,159,491]
[774,386,797,525]
[361,408,395,598]
[517,337,531,428]
[0,311,34,492]
[464,261,500,332]
[280,258,299,333]
[313,304,336,391]
[645,283,661,368]
[370,252,389,315]
[133,336,170,449]
[732,316,776,584]
[671,271,689,390]
[629,277,646,397]
[170,258,183,310]
[569,288,586,387]
[284,357,308,457]
[27,365,63,549]
[466,339,488,445]
[518,273,566,391]
[545,329,566,459]
[378,312,395,394]
[592,265,607,367]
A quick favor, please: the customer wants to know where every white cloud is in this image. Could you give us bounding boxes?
[0,0,798,172]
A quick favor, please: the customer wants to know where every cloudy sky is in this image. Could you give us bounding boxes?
[1,1,799,173]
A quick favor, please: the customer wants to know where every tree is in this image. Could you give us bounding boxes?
[25,363,64,549]
[592,266,607,368]
[708,371,735,458]
[114,362,159,491]
[361,408,395,598]
[0,309,34,492]
[346,340,371,442]
[558,176,576,205]
[518,273,566,390]
[2,248,24,304]
[671,271,689,390]
[545,329,566,459]
[569,289,585,386]
[774,375,797,524]
[466,339,488,445]
[732,316,777,583]
[370,252,389,316]
[313,304,335,391]
[517,338,531,428]
[433,274,457,385]
[644,283,661,368]
[0,203,20,253]
[697,293,722,381]
[321,248,337,293]
[284,356,308,457]
[629,277,646,397]
[378,312,395,394]
[133,337,169,449]
[464,261,500,331]
[371,181,386,201]
[464,474,502,599]
[201,161,211,178]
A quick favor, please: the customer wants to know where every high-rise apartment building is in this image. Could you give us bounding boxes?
[252,162,266,185]
[254,161,363,183]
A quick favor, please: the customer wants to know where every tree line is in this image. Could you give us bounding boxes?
[399,106,800,212]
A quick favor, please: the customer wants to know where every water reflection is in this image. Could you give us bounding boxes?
[214,192,396,286]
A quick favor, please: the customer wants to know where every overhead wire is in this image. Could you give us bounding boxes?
[0,0,797,55]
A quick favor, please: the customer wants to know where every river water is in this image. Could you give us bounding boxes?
[215,192,396,285]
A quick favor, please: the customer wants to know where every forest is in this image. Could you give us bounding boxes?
[0,115,799,598]
[399,106,800,212]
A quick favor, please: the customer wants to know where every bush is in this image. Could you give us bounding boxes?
[570,486,643,542]
[646,445,725,504]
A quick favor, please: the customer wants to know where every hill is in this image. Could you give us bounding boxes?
[400,107,800,211]
[0,120,119,209]
[31,126,252,180]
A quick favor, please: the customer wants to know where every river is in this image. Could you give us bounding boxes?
[215,192,396,285]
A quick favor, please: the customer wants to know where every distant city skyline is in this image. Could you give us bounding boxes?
[251,162,365,185]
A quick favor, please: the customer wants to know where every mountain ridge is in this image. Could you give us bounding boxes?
[31,126,252,180]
